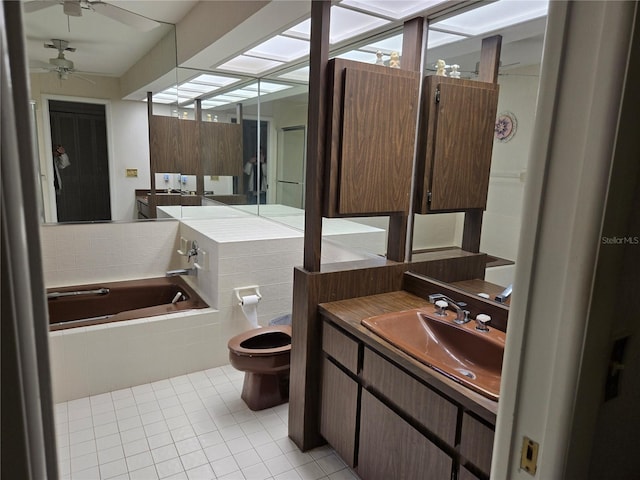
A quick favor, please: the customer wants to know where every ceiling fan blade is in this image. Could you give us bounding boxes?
[90,1,161,31]
[22,0,60,13]
[29,59,54,70]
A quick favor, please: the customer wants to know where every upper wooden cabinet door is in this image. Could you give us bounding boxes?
[200,122,243,176]
[149,115,179,173]
[324,59,420,217]
[415,76,499,213]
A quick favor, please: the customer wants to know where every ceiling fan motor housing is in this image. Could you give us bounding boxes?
[50,55,74,70]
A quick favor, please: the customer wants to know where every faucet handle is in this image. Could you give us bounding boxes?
[434,300,448,316]
[475,314,491,332]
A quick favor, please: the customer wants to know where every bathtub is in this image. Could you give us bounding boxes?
[47,276,208,331]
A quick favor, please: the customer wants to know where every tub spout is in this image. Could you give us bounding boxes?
[166,268,197,277]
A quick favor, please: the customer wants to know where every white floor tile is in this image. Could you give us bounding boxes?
[151,443,179,464]
[264,455,294,476]
[130,465,160,479]
[148,432,174,450]
[211,455,241,477]
[98,445,125,465]
[175,437,201,456]
[185,463,215,480]
[99,458,128,479]
[180,450,208,470]
[126,450,154,472]
[203,442,232,462]
[122,438,149,457]
[156,457,184,478]
[54,365,355,480]
[295,461,325,480]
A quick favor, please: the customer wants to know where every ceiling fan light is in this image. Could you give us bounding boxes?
[50,57,74,70]
[63,1,82,17]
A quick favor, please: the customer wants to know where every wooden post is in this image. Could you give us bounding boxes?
[461,35,502,253]
[147,91,157,218]
[289,0,330,451]
[387,17,425,262]
[302,0,330,272]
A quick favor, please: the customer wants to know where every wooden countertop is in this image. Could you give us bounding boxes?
[319,290,499,423]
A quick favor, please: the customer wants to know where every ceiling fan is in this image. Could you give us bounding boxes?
[22,0,161,31]
[29,39,94,82]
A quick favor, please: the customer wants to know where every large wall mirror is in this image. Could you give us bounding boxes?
[24,0,549,282]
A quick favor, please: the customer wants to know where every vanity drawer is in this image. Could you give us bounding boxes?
[362,347,457,445]
[460,412,494,474]
[322,321,359,374]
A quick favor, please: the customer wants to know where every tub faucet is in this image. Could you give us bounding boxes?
[187,240,199,262]
[166,267,197,277]
[428,294,470,324]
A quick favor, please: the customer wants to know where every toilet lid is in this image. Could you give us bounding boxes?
[228,325,292,357]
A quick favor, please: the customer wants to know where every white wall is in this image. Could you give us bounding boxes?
[30,73,150,222]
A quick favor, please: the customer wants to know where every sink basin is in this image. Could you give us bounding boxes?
[361,306,505,400]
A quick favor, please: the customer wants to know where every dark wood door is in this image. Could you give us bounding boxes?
[49,100,111,222]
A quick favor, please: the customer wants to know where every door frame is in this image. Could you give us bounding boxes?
[41,94,114,223]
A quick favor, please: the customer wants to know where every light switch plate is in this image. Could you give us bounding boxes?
[520,436,539,475]
[126,168,138,177]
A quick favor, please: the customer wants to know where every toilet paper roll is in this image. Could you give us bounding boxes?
[240,294,260,328]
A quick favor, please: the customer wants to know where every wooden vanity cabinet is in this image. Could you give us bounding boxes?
[324,59,420,217]
[320,316,496,479]
[414,76,499,213]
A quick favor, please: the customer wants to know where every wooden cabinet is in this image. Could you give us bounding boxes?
[320,317,496,479]
[320,359,358,467]
[149,115,179,173]
[149,116,243,176]
[415,76,499,213]
[200,122,243,176]
[358,390,452,480]
[324,59,420,217]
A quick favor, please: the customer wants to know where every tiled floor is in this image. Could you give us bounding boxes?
[55,365,359,480]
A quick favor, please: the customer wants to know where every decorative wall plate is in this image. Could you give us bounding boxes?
[495,111,517,142]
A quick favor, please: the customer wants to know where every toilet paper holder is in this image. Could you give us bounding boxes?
[234,286,262,305]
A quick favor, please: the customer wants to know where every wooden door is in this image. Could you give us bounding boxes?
[49,100,111,222]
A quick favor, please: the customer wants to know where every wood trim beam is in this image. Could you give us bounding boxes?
[461,35,502,253]
[303,0,331,272]
[387,17,425,262]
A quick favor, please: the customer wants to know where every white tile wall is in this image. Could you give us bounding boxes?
[41,221,182,287]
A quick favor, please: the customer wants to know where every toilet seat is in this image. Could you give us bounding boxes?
[228,325,291,357]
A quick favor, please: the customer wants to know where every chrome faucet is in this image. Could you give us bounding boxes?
[166,267,197,277]
[187,240,199,262]
[495,283,513,303]
[428,294,470,324]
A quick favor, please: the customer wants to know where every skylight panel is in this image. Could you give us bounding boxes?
[335,49,379,63]
[277,66,309,83]
[189,73,239,87]
[245,35,309,63]
[217,55,284,75]
[427,30,466,48]
[359,34,403,54]
[283,5,390,45]
[431,0,549,36]
[339,0,446,20]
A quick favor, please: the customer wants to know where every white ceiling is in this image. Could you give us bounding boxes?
[23,0,547,99]
[23,0,195,76]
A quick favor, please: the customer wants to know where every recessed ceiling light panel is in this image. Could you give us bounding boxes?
[432,0,549,36]
[284,5,390,45]
[217,55,284,75]
[339,0,446,20]
[245,35,310,62]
